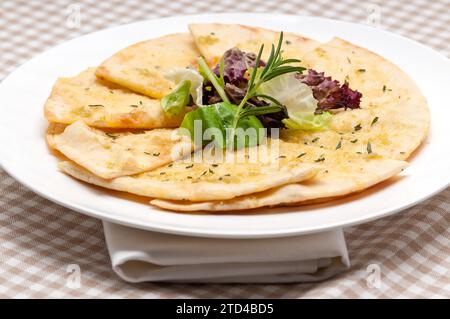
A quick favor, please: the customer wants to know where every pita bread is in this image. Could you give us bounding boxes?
[188,23,320,64]
[44,68,185,129]
[95,33,200,99]
[45,30,427,212]
[58,140,320,201]
[149,37,426,211]
[47,121,193,179]
[281,37,429,161]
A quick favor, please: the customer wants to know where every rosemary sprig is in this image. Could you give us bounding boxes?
[231,32,305,129]
[197,32,305,132]
[239,104,284,117]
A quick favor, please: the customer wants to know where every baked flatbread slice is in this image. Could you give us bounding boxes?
[188,23,320,64]
[150,155,408,211]
[44,68,185,129]
[58,140,320,201]
[48,121,193,179]
[281,37,430,161]
[95,33,200,99]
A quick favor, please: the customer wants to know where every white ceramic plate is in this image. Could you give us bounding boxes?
[1,13,449,238]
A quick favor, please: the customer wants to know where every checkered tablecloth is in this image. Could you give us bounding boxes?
[1,0,449,298]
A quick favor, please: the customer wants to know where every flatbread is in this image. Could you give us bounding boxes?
[44,68,185,129]
[95,33,200,99]
[46,31,428,212]
[188,23,320,64]
[47,121,193,179]
[281,37,429,161]
[149,37,426,211]
[150,150,408,211]
[58,140,320,201]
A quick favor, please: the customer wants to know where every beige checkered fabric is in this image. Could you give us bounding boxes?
[0,0,449,298]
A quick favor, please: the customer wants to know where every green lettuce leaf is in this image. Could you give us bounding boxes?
[160,80,191,116]
[282,111,332,131]
[179,102,264,149]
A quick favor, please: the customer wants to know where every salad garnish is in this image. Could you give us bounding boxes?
[160,32,363,149]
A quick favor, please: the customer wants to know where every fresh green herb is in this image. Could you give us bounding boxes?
[239,104,285,118]
[371,116,379,126]
[231,32,305,130]
[297,152,306,158]
[161,80,191,116]
[367,141,373,154]
[354,123,362,131]
[182,32,305,149]
[197,57,229,103]
[219,56,226,88]
[336,140,342,150]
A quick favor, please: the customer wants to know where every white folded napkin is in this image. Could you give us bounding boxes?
[103,221,350,283]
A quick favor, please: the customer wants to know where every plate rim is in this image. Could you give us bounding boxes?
[1,12,449,238]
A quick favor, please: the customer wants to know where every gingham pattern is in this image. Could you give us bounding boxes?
[0,0,449,298]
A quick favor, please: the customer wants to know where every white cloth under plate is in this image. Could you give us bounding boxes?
[103,221,350,283]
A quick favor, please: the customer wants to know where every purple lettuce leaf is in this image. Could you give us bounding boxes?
[296,69,362,112]
[212,48,265,85]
